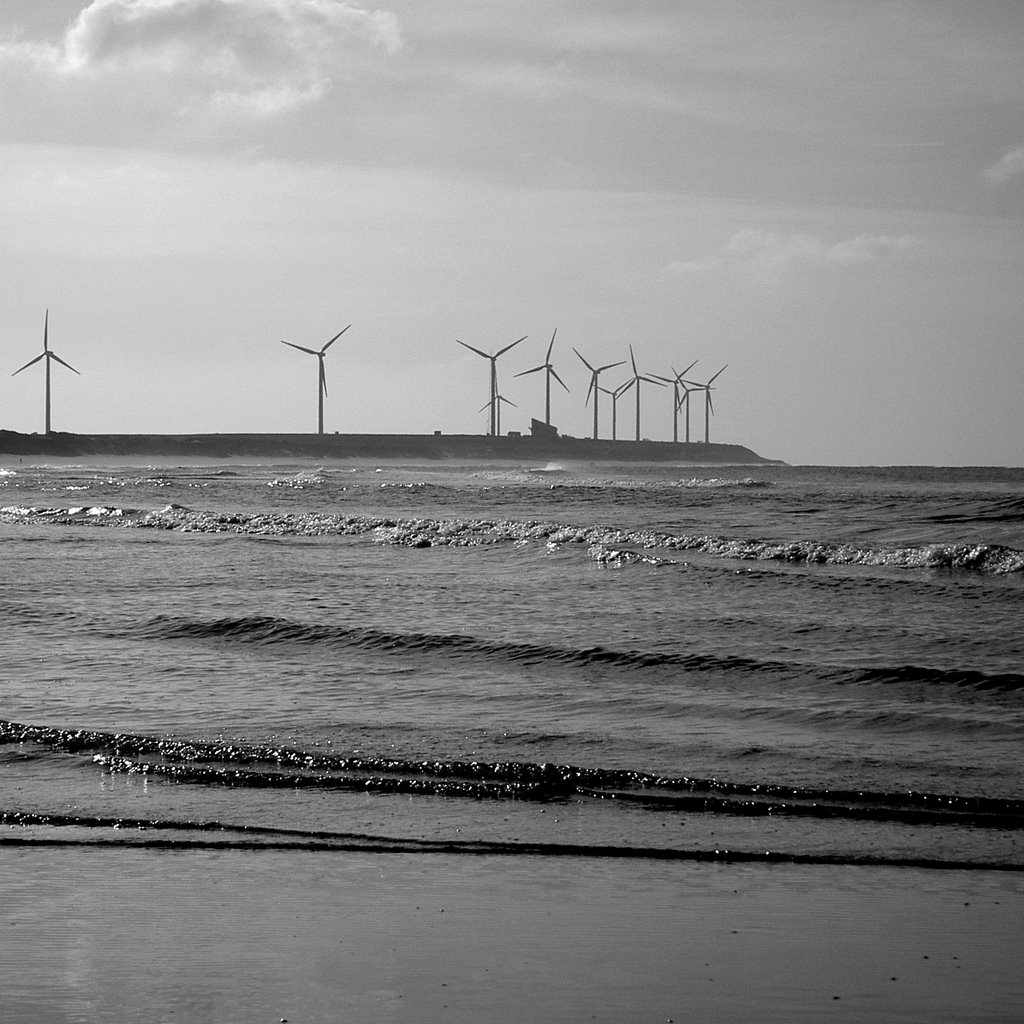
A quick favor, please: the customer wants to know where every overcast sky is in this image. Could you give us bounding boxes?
[2,0,1022,465]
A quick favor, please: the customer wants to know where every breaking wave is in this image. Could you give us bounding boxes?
[3,719,1022,835]
[2,504,1023,573]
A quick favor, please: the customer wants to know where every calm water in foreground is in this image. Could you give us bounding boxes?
[2,458,1023,870]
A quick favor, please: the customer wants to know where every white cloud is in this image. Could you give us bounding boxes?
[1,0,400,116]
[982,145,1024,185]
[669,229,914,274]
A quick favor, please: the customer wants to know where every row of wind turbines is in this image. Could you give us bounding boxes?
[455,330,727,444]
[9,311,726,443]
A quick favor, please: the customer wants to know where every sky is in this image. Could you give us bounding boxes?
[1,0,1022,465]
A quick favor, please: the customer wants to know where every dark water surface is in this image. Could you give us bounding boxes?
[3,458,1023,870]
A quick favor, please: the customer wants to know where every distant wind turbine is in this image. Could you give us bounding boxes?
[626,345,666,442]
[684,365,728,443]
[456,336,527,436]
[654,360,699,443]
[12,309,80,435]
[514,329,569,426]
[598,380,633,441]
[280,325,350,435]
[677,378,700,443]
[479,393,517,437]
[574,348,625,440]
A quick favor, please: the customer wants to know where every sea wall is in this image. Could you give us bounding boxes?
[0,429,780,464]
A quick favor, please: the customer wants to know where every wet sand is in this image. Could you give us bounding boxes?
[3,846,1021,1023]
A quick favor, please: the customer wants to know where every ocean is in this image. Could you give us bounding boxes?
[2,457,1023,871]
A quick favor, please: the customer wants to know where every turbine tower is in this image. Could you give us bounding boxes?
[685,365,728,443]
[280,325,351,435]
[574,348,625,440]
[456,336,526,436]
[626,345,666,442]
[12,309,80,436]
[514,329,568,426]
[654,360,698,443]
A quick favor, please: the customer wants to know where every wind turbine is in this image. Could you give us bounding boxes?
[514,329,568,426]
[456,336,527,436]
[12,309,80,435]
[280,325,351,435]
[684,365,728,443]
[677,378,700,443]
[599,380,633,441]
[479,393,517,437]
[654,360,699,443]
[626,345,666,442]
[573,348,625,440]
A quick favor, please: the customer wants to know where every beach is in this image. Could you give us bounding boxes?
[5,845,1022,1024]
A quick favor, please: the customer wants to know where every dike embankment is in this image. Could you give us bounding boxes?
[0,430,782,464]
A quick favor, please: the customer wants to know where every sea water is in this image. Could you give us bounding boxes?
[2,459,1023,870]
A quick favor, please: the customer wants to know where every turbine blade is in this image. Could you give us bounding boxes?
[585,377,595,406]
[629,345,639,377]
[281,340,318,355]
[12,352,45,375]
[680,359,699,378]
[640,375,667,386]
[456,339,490,359]
[496,395,517,408]
[597,360,626,373]
[43,309,49,352]
[708,364,728,385]
[708,393,715,415]
[495,335,527,358]
[573,347,595,372]
[617,379,635,397]
[545,328,557,362]
[320,361,328,397]
[514,365,545,378]
[551,368,570,393]
[50,352,81,375]
[321,324,351,353]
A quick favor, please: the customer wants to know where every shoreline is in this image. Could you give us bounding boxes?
[0,428,782,464]
[4,847,1022,1023]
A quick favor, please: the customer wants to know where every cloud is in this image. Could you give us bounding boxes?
[982,146,1024,185]
[668,229,914,274]
[1,0,400,116]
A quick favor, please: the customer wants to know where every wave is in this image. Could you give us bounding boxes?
[471,471,774,490]
[267,469,328,488]
[132,613,789,672]
[127,613,1024,693]
[2,810,1021,871]
[3,503,1023,573]
[3,719,1022,833]
[928,495,1024,525]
